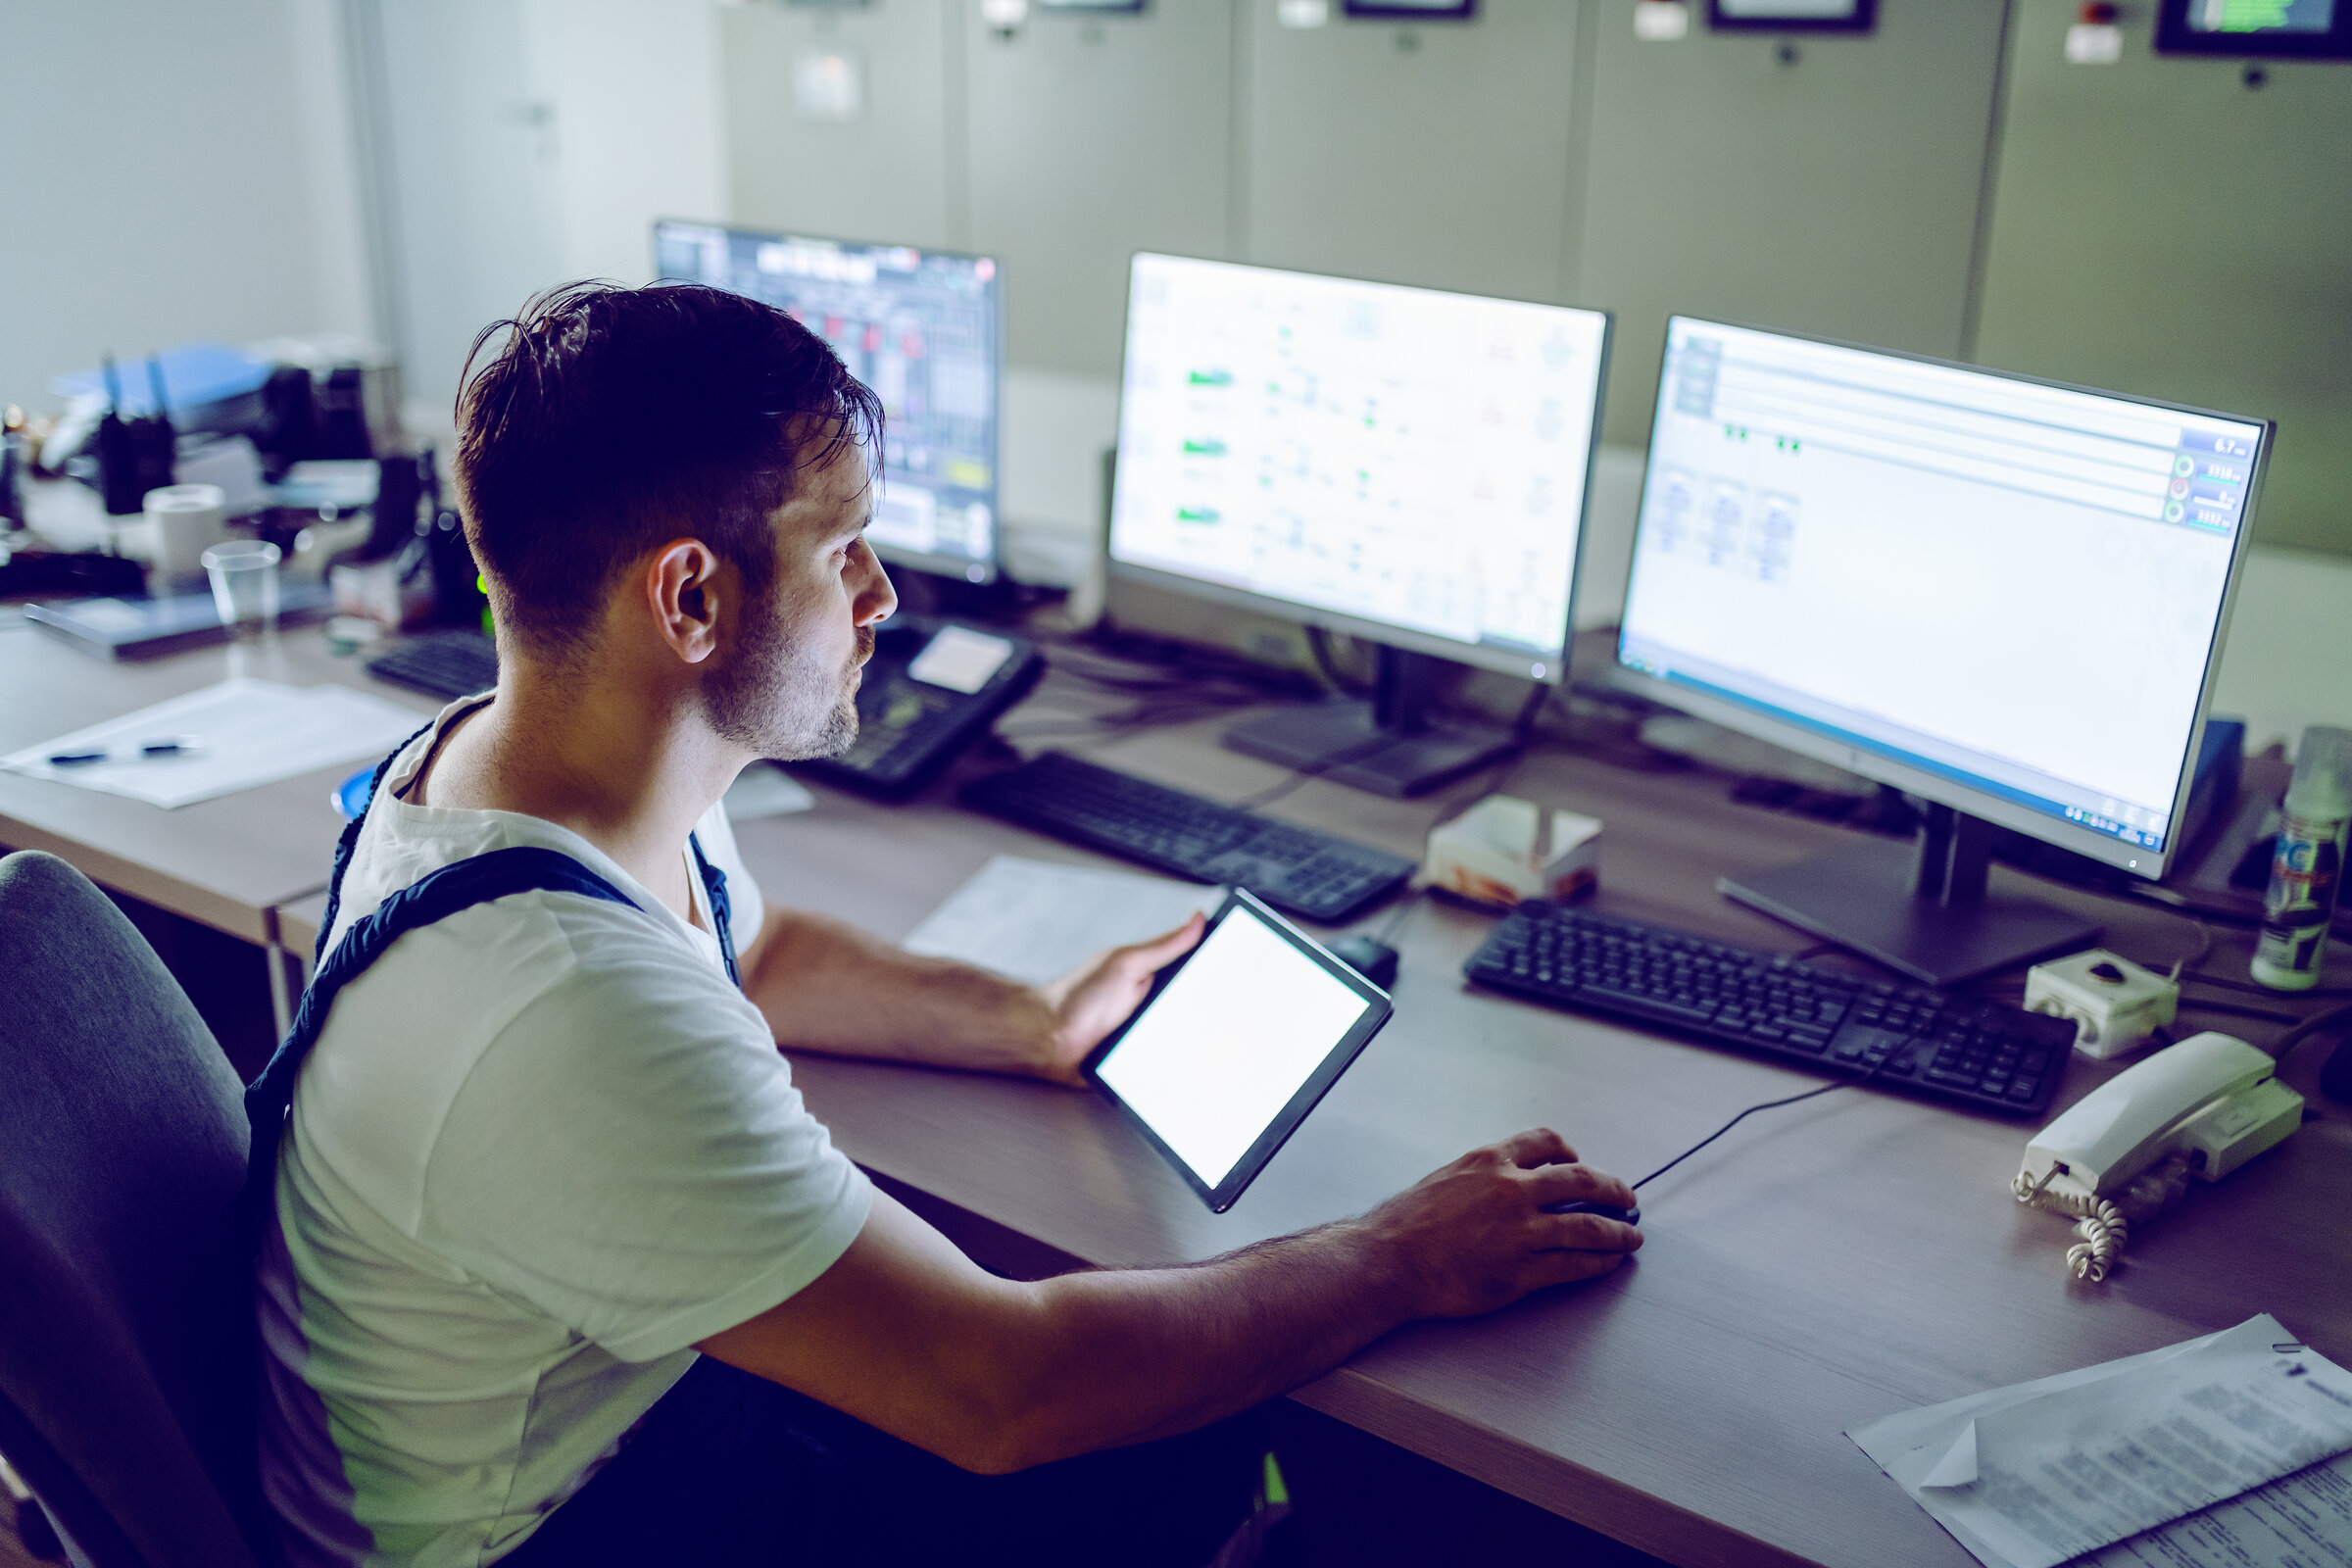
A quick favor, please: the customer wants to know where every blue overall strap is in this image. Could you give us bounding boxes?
[313,717,437,970]
[689,831,741,988]
[238,845,639,1239]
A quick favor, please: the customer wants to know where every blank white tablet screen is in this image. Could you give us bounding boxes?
[1096,909,1371,1189]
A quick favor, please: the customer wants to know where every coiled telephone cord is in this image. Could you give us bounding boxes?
[2012,1154,2192,1283]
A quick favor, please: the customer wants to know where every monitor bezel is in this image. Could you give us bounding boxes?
[1610,314,2273,883]
[1105,251,1612,686]
[651,218,1005,586]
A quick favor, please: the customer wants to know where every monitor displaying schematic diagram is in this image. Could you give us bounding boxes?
[655,220,1003,583]
[1107,254,1610,679]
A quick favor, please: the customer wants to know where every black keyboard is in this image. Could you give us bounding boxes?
[1464,901,2077,1116]
[366,629,498,699]
[959,751,1414,924]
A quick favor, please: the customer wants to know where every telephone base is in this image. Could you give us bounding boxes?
[1722,838,2099,987]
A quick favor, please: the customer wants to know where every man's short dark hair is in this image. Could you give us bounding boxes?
[455,280,883,658]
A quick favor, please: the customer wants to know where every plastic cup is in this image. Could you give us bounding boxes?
[201,539,282,641]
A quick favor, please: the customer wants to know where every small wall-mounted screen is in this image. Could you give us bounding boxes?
[2158,0,2352,53]
[1708,0,1875,30]
[2187,0,2333,32]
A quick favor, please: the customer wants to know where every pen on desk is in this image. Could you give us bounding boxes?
[47,736,205,766]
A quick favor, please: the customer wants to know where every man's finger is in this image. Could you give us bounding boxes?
[1520,1247,1632,1294]
[1495,1127,1578,1169]
[1522,1162,1636,1211]
[1112,910,1206,971]
[1539,1211,1644,1252]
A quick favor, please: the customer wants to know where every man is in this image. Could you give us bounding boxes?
[256,280,1642,1567]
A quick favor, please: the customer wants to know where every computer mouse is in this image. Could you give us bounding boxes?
[1547,1200,1641,1226]
[1327,934,1398,990]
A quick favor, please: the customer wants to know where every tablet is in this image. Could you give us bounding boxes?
[1088,889,1393,1212]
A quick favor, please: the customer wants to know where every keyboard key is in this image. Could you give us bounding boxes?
[1579,986,1719,1029]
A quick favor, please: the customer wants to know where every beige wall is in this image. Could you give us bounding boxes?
[0,0,374,398]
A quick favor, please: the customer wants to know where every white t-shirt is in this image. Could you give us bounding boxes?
[257,700,872,1567]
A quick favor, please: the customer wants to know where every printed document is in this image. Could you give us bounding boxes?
[1,679,422,808]
[903,855,1223,986]
[1851,1315,2352,1568]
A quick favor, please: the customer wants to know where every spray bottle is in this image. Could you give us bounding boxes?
[2252,725,2352,990]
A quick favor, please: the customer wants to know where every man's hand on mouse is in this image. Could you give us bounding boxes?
[1025,912,1207,1086]
[1355,1129,1642,1317]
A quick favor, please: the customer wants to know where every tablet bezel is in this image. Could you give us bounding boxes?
[1084,887,1394,1213]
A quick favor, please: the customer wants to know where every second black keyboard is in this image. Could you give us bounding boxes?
[1464,901,2077,1116]
[959,751,1415,924]
[366,629,499,700]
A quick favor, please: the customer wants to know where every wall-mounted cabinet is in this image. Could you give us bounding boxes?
[1971,0,2352,554]
[964,0,1235,377]
[1240,0,1581,305]
[1576,0,2007,444]
[722,0,955,250]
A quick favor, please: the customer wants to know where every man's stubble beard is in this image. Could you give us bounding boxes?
[706,594,871,761]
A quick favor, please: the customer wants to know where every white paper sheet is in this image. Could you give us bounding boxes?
[902,854,1224,986]
[0,678,423,808]
[722,764,816,821]
[1851,1316,2352,1568]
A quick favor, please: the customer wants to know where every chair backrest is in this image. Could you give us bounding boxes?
[0,852,269,1568]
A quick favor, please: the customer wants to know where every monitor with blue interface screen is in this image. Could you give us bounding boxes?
[1613,317,2271,983]
[654,220,1003,584]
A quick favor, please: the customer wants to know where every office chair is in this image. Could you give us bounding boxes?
[0,851,270,1568]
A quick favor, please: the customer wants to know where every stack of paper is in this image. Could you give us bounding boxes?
[1,678,423,808]
[903,855,1224,986]
[1850,1314,2352,1568]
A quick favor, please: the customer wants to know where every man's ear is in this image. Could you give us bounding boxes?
[644,539,722,665]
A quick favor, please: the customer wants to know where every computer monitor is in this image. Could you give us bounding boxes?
[653,220,1003,584]
[1109,253,1611,797]
[1615,317,2272,984]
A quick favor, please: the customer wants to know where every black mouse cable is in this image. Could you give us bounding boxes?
[2264,1002,2352,1065]
[2181,969,2352,1001]
[1629,1053,1893,1193]
[1372,886,1427,945]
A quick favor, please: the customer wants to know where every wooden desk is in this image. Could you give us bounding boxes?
[258,653,2352,1566]
[0,623,438,1028]
[699,693,2351,1568]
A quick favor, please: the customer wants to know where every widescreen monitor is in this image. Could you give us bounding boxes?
[1614,317,2270,981]
[1107,253,1610,795]
[654,220,1003,584]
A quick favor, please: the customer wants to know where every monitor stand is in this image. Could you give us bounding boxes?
[1222,646,1515,799]
[1718,805,2100,987]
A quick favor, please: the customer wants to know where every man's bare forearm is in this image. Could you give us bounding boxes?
[744,909,1054,1074]
[996,1219,1413,1466]
[701,1140,1640,1476]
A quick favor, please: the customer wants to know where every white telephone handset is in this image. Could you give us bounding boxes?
[2013,1032,2303,1282]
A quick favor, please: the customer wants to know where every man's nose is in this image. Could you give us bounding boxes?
[855,549,898,627]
